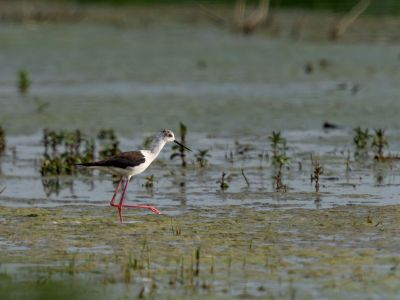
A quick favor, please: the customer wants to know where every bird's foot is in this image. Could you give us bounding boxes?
[122,204,162,215]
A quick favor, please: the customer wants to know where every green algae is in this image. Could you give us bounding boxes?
[1,205,400,298]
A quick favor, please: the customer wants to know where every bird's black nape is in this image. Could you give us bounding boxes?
[174,140,192,152]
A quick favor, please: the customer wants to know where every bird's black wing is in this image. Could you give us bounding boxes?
[77,151,146,169]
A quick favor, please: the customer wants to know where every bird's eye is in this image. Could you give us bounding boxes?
[168,134,173,137]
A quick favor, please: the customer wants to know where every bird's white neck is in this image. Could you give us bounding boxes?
[149,137,167,158]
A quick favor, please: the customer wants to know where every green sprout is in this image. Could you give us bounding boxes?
[353,127,371,159]
[195,149,211,168]
[268,131,287,160]
[372,129,388,161]
[268,131,289,192]
[273,153,289,192]
[218,172,229,191]
[170,122,188,167]
[311,162,323,193]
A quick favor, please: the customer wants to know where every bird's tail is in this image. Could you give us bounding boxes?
[74,162,95,167]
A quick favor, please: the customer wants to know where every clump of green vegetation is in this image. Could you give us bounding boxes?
[217,172,229,191]
[170,122,188,167]
[311,162,323,192]
[18,69,30,94]
[372,129,388,161]
[40,129,120,177]
[268,131,287,161]
[195,149,211,168]
[97,129,120,159]
[353,127,371,159]
[0,126,6,155]
[41,129,89,176]
[273,154,289,192]
[269,131,289,192]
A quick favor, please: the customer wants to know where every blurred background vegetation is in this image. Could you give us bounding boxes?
[53,0,400,15]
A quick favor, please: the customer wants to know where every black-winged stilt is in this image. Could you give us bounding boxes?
[77,129,191,223]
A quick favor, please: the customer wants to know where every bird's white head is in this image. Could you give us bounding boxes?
[159,129,192,151]
[160,129,175,143]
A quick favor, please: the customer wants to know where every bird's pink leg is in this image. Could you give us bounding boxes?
[117,177,130,224]
[115,177,162,223]
[110,176,123,207]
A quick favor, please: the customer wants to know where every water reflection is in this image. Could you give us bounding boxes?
[314,194,322,209]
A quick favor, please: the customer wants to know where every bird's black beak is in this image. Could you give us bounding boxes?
[174,140,192,152]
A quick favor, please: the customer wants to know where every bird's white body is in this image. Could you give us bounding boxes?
[88,137,167,178]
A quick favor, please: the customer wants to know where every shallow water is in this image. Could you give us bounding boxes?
[1,129,400,212]
[1,13,400,299]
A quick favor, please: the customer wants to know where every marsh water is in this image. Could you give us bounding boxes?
[1,9,400,299]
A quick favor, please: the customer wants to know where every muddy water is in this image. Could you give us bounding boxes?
[1,15,400,299]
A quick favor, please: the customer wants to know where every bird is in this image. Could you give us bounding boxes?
[76,129,191,223]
